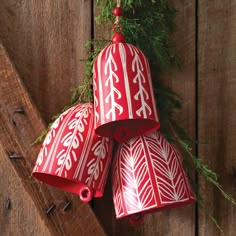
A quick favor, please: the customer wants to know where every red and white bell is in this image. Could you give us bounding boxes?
[33,103,114,202]
[112,131,196,223]
[93,33,160,142]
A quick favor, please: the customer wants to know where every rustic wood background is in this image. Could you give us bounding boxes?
[0,0,235,235]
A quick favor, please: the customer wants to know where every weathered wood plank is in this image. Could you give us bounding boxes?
[198,1,236,235]
[0,1,97,235]
[0,144,51,236]
[93,1,196,235]
[0,0,91,123]
[0,44,106,236]
[139,0,196,235]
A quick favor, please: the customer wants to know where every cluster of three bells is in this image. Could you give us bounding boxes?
[32,17,196,223]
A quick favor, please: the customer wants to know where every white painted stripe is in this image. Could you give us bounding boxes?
[97,49,105,124]
[119,43,133,118]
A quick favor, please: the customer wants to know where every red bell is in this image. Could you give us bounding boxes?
[112,131,196,223]
[93,33,160,142]
[33,103,114,202]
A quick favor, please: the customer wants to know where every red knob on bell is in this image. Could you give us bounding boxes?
[32,103,114,202]
[93,33,160,142]
[112,131,196,223]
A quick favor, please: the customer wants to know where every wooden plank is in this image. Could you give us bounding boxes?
[0,144,51,236]
[139,0,196,235]
[93,1,196,235]
[0,1,97,235]
[0,44,106,236]
[0,0,91,123]
[198,1,236,235]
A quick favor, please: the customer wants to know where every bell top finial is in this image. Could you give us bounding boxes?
[112,32,125,43]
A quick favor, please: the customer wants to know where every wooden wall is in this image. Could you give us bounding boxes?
[0,0,235,235]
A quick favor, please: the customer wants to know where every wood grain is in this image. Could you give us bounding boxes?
[140,0,196,235]
[93,0,196,235]
[0,44,106,236]
[0,0,91,123]
[0,144,51,236]
[198,1,236,235]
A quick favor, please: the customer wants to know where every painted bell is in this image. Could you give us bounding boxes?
[112,131,196,223]
[33,103,114,202]
[93,33,160,142]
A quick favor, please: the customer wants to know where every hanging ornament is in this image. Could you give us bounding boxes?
[93,2,160,142]
[112,131,196,224]
[32,103,114,202]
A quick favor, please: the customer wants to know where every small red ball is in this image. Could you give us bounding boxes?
[112,33,125,44]
[113,7,123,16]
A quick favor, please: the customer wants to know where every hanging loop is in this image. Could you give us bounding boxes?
[112,23,123,33]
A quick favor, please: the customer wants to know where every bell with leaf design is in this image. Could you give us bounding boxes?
[93,7,160,142]
[33,103,114,202]
[112,131,196,224]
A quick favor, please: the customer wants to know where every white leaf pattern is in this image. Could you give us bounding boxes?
[172,147,196,200]
[146,132,192,203]
[33,107,72,172]
[85,137,111,188]
[128,45,152,118]
[112,131,196,218]
[93,42,159,136]
[33,103,113,199]
[115,138,156,214]
[112,158,125,217]
[55,104,92,177]
[119,43,133,118]
[104,45,123,120]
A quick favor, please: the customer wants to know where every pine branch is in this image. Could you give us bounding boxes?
[198,200,225,235]
[31,128,49,145]
[168,121,236,206]
[165,120,236,233]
